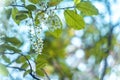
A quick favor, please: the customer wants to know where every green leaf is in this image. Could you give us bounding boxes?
[12,8,28,24]
[5,37,22,47]
[48,0,62,7]
[50,28,62,38]
[12,8,20,24]
[64,10,85,29]
[76,1,99,15]
[15,13,27,21]
[0,44,21,53]
[25,4,36,11]
[16,56,26,63]
[5,8,12,19]
[21,0,25,3]
[23,69,31,77]
[34,11,45,26]
[74,0,81,5]
[0,63,9,76]
[36,69,44,76]
[0,45,6,52]
[2,44,21,53]
[28,0,39,4]
[21,62,28,69]
[2,55,10,63]
[36,60,47,69]
[35,54,47,76]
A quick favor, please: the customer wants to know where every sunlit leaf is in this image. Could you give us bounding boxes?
[0,63,9,76]
[12,8,28,24]
[16,56,26,63]
[50,28,62,38]
[74,0,81,5]
[28,0,39,4]
[64,10,85,29]
[76,1,98,15]
[12,8,20,24]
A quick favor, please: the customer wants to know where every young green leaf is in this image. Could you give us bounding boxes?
[76,1,99,15]
[0,63,9,76]
[25,4,36,11]
[34,11,45,26]
[74,0,81,5]
[50,28,62,38]
[28,0,39,4]
[35,54,48,76]
[5,37,22,47]
[64,10,85,30]
[12,8,20,24]
[36,69,44,76]
[2,44,21,53]
[15,13,27,21]
[5,8,12,19]
[48,0,62,7]
[16,56,26,63]
[23,70,31,77]
[21,62,29,69]
[12,8,28,24]
[2,55,10,63]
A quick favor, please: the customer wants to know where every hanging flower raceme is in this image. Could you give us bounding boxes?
[27,2,62,54]
[27,19,43,54]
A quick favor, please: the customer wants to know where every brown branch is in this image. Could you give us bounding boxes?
[10,4,75,11]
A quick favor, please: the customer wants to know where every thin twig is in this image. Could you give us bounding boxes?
[100,0,116,80]
[100,58,107,80]
[19,53,41,80]
[7,66,25,71]
[11,4,75,11]
[7,65,40,80]
[11,4,25,7]
[20,53,33,73]
[41,68,51,80]
[1,52,41,80]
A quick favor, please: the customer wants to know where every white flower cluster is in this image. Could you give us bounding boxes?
[29,25,43,54]
[27,19,43,54]
[36,1,62,32]
[27,2,62,54]
[46,10,62,31]
[29,27,43,54]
